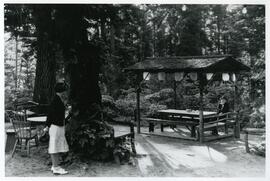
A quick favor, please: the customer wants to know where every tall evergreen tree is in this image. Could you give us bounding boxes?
[177,5,209,56]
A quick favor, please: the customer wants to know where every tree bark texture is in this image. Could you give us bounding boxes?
[33,34,56,104]
[58,6,102,113]
[33,6,56,104]
[67,44,102,113]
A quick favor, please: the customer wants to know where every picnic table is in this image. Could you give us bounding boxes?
[142,109,237,141]
[158,109,216,118]
[158,109,217,137]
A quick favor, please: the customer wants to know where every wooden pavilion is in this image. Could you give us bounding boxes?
[125,55,250,142]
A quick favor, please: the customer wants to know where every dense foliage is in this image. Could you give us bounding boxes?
[65,104,115,160]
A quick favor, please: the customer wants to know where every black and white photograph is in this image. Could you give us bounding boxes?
[2,0,267,178]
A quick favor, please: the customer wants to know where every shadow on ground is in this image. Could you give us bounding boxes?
[5,128,265,177]
[135,132,265,177]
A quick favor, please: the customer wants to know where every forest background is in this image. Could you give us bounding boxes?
[4,4,265,158]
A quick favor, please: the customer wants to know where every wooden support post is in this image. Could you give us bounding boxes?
[199,73,204,143]
[136,75,141,134]
[161,124,164,132]
[15,35,18,91]
[245,132,250,153]
[191,126,196,137]
[234,82,240,138]
[130,123,136,154]
[235,112,240,138]
[225,124,229,134]
[173,80,177,109]
[233,83,236,111]
[136,88,141,133]
[149,123,154,132]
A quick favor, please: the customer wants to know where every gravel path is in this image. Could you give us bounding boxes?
[135,134,265,177]
[5,132,265,177]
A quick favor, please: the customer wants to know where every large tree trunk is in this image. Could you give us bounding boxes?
[68,44,102,112]
[60,5,113,160]
[59,6,102,110]
[33,36,56,104]
[33,6,56,104]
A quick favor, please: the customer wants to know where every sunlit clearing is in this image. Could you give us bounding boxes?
[146,140,227,169]
[191,146,227,163]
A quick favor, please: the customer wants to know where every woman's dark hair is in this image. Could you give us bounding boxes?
[55,82,67,93]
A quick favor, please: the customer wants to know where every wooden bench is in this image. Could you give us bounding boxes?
[195,112,237,141]
[141,117,197,133]
[108,119,136,154]
[242,128,265,153]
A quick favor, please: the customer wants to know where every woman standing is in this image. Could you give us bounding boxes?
[44,82,69,175]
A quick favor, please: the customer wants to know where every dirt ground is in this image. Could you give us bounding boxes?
[5,128,265,177]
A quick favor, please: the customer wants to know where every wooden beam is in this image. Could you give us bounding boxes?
[198,73,204,143]
[140,132,197,141]
[245,132,250,153]
[136,74,141,134]
[234,81,240,138]
[15,35,18,91]
[173,80,177,109]
[243,128,265,134]
[203,134,234,142]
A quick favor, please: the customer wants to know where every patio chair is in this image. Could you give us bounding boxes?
[5,110,29,147]
[13,110,28,122]
[11,120,39,157]
[5,110,16,153]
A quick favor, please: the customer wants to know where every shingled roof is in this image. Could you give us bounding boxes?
[125,55,250,73]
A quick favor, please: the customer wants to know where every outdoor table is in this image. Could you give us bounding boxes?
[158,109,216,117]
[17,110,36,116]
[27,116,47,123]
[27,116,47,138]
[157,109,217,137]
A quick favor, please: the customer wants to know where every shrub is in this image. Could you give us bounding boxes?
[5,88,33,110]
[147,104,167,117]
[115,98,136,117]
[159,88,174,98]
[249,105,265,128]
[144,92,160,103]
[66,105,115,161]
[102,95,118,118]
[102,95,114,106]
[114,89,168,118]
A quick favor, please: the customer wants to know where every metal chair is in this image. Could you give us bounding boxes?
[11,119,39,157]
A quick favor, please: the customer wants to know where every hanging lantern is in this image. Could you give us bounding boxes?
[143,72,151,80]
[231,73,236,82]
[189,72,197,81]
[174,72,184,81]
[222,73,230,81]
[242,6,247,14]
[158,72,166,81]
[182,4,187,11]
[206,73,213,80]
